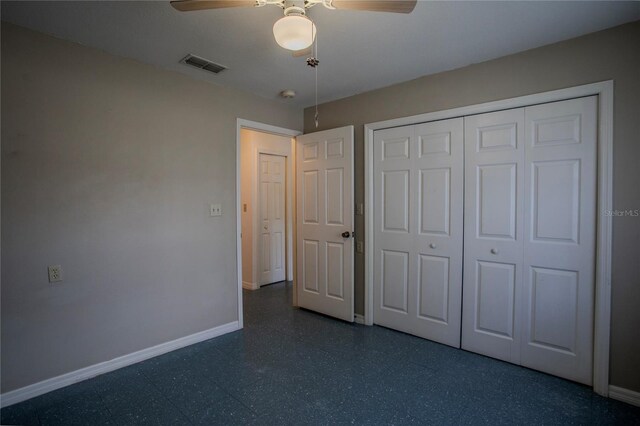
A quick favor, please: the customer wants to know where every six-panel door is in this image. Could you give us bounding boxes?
[259,154,286,285]
[296,126,354,322]
[373,118,464,347]
[461,97,596,385]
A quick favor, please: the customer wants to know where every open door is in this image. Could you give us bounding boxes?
[296,126,354,322]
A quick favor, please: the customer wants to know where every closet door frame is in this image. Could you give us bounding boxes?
[364,81,613,397]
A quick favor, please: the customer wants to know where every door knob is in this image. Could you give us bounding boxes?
[341,231,352,238]
[490,248,499,255]
[429,243,436,249]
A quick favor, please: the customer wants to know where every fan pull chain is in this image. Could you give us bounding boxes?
[306,20,320,128]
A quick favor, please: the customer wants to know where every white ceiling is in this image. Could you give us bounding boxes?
[2,1,640,108]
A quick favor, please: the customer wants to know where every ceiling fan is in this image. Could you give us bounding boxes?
[170,0,417,55]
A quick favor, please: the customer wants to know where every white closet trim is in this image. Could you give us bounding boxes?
[364,81,614,397]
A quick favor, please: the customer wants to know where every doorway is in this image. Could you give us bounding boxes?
[236,120,300,327]
[236,120,357,327]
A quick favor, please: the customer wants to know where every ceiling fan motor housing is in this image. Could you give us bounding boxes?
[284,0,306,16]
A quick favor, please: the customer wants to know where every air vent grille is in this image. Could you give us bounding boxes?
[181,54,226,74]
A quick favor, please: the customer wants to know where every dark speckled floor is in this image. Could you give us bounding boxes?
[2,281,639,425]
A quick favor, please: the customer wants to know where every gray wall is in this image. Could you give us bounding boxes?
[1,23,301,393]
[304,21,640,392]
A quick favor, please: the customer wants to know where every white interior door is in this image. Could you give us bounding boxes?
[296,126,354,322]
[462,108,526,363]
[373,118,464,347]
[462,97,597,385]
[520,96,597,385]
[259,154,286,285]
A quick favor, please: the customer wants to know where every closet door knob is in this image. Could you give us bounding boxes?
[429,243,436,249]
[490,248,499,255]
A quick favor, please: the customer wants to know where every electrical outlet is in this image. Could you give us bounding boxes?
[356,241,364,254]
[210,203,222,217]
[48,265,63,283]
[356,203,364,216]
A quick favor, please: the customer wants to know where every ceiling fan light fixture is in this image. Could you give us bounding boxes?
[272,15,316,51]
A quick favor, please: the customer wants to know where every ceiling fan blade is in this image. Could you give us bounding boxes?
[170,0,256,12]
[331,0,416,14]
[292,46,313,57]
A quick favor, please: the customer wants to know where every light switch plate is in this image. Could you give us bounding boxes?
[356,203,364,215]
[210,203,222,217]
[356,241,364,253]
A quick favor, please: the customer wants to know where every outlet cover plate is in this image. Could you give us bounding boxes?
[48,265,63,283]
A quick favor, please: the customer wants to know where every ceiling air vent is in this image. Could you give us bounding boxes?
[181,54,226,74]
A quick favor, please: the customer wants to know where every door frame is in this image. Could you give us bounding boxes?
[236,119,301,328]
[364,81,614,396]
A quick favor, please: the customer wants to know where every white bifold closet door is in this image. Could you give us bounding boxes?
[461,108,526,362]
[373,118,464,347]
[462,96,597,385]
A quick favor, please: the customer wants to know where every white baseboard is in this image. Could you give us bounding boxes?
[0,320,240,408]
[609,385,640,407]
[354,314,366,324]
[242,281,258,290]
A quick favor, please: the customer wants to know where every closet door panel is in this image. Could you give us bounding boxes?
[414,119,464,346]
[374,126,415,332]
[521,96,597,385]
[462,109,525,363]
[374,118,463,347]
[462,97,597,383]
